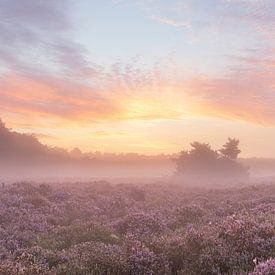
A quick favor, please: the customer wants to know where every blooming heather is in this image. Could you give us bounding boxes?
[0,182,274,274]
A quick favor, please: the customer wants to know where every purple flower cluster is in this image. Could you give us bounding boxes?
[0,182,274,274]
[251,258,275,275]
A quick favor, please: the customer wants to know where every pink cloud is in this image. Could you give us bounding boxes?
[0,74,124,127]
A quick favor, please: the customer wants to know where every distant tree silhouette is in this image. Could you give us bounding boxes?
[70,148,83,159]
[219,138,241,160]
[0,118,69,162]
[175,139,249,183]
[0,119,5,129]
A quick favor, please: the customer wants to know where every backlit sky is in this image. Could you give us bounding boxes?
[1,0,275,156]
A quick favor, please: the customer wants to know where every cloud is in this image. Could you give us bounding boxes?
[105,51,275,126]
[0,0,97,78]
[1,47,275,129]
[138,0,275,43]
[0,73,124,127]
[33,133,58,141]
[183,50,275,125]
[1,0,275,132]
[0,61,186,128]
[151,16,191,28]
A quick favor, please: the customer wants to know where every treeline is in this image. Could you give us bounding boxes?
[0,119,170,164]
[0,119,72,164]
[0,119,250,182]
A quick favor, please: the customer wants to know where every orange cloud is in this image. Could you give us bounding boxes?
[1,46,275,135]
[0,74,124,127]
[184,55,275,125]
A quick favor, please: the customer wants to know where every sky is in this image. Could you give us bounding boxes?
[0,0,275,157]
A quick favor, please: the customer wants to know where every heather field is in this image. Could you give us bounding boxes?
[0,181,274,274]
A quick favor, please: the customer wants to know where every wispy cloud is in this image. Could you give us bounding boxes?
[151,16,191,28]
[1,49,275,129]
[1,0,275,143]
[0,0,98,78]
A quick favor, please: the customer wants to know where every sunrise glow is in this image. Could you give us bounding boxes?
[1,0,275,156]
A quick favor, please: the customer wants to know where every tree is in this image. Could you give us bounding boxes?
[189,142,218,160]
[70,148,83,159]
[219,138,241,160]
[175,142,219,176]
[174,139,249,183]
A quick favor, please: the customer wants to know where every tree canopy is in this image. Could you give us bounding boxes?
[219,138,241,160]
[175,138,249,183]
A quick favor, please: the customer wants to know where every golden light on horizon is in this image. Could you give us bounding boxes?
[0,0,275,157]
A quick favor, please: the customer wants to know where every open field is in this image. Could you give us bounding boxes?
[0,181,274,274]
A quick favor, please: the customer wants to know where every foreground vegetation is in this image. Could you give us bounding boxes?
[0,181,274,274]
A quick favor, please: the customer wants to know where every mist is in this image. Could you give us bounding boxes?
[0,119,173,182]
[1,118,275,187]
